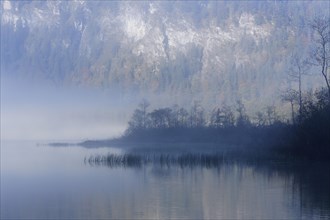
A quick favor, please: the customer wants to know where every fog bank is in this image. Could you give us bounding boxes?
[1,76,130,141]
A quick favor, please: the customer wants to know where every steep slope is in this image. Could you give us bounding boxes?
[1,1,328,109]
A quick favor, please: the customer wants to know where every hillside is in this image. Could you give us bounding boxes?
[1,1,328,109]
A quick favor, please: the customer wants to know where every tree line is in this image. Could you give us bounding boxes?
[126,16,329,134]
[127,99,283,133]
[123,16,329,157]
[281,17,329,125]
[125,86,329,156]
[128,86,328,130]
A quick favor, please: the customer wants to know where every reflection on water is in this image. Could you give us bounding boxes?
[1,141,329,219]
[86,153,230,168]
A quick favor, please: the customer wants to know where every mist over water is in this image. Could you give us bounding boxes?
[1,141,329,219]
[1,75,128,141]
[1,1,330,219]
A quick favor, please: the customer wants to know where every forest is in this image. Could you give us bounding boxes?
[92,16,330,159]
[118,86,329,158]
[2,1,329,109]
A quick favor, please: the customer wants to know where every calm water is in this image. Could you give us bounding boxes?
[1,141,329,219]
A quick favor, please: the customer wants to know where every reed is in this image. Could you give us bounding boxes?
[85,153,232,168]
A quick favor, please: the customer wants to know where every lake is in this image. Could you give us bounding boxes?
[1,140,329,219]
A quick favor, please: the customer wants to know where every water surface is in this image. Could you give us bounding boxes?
[1,141,329,219]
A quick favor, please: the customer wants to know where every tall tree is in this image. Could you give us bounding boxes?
[138,99,150,129]
[127,99,150,132]
[309,17,330,101]
[148,108,172,128]
[288,53,309,117]
[281,89,299,124]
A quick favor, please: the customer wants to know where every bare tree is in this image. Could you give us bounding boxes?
[288,53,310,117]
[138,99,150,128]
[148,108,172,128]
[309,17,330,101]
[128,99,150,131]
[128,109,144,131]
[281,89,299,124]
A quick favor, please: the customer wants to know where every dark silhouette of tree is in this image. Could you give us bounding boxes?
[128,109,145,131]
[288,53,310,117]
[149,108,172,128]
[292,89,330,155]
[281,89,299,124]
[122,93,329,158]
[127,99,150,132]
[315,87,330,109]
[301,90,317,120]
[309,17,330,101]
[138,99,150,129]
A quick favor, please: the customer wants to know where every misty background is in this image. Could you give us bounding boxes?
[1,0,329,141]
[1,75,130,140]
